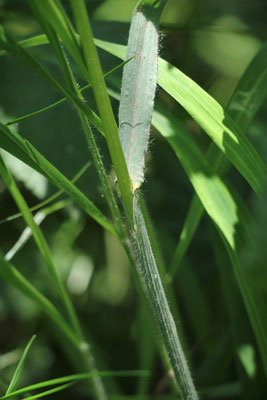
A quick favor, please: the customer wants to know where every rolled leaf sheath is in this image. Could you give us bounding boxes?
[119,5,159,191]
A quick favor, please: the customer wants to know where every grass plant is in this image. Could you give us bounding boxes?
[0,1,266,399]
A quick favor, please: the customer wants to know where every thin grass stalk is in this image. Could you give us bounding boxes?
[70,0,133,220]
[130,193,198,400]
[139,196,188,350]
[0,161,90,225]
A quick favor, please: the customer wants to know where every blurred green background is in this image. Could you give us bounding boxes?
[0,0,267,398]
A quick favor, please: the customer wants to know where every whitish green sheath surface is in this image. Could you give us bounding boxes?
[119,4,160,191]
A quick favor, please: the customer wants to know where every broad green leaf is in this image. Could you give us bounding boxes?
[5,335,36,395]
[0,123,116,236]
[94,39,266,195]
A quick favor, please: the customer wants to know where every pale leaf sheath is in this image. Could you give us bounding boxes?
[119,6,159,191]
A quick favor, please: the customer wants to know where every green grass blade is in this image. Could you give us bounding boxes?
[28,0,88,80]
[170,40,267,275]
[94,39,266,195]
[156,59,266,195]
[22,382,75,400]
[70,0,133,219]
[0,33,48,57]
[5,335,36,395]
[227,41,267,132]
[153,108,238,250]
[169,196,205,275]
[0,370,149,400]
[5,199,70,261]
[0,161,90,225]
[0,123,116,236]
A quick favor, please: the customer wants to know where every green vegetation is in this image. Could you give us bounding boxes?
[0,0,266,399]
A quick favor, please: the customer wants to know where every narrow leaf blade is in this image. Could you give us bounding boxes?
[6,335,36,395]
[0,123,116,236]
